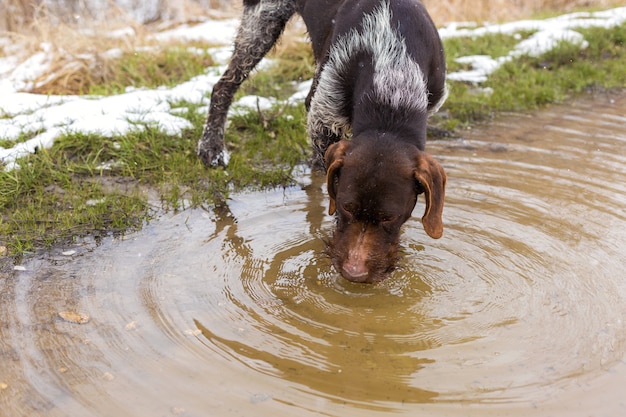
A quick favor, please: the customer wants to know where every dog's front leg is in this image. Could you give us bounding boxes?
[198,0,297,167]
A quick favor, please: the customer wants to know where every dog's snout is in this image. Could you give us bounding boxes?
[342,250,369,282]
[328,222,398,283]
[342,267,369,282]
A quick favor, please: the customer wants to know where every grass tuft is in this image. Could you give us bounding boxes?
[30,45,216,96]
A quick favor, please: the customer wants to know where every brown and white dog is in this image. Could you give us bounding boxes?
[198,0,447,283]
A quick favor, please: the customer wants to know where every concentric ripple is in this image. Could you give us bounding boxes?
[2,92,626,417]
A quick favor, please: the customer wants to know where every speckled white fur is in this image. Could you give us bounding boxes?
[308,1,429,140]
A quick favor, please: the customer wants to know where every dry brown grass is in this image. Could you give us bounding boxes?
[6,13,146,94]
[22,26,216,95]
[1,0,622,33]
[0,1,225,95]
[0,0,238,32]
[424,0,623,23]
[0,0,622,95]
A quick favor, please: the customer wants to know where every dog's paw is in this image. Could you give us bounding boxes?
[197,124,229,167]
[197,141,230,167]
[197,149,219,167]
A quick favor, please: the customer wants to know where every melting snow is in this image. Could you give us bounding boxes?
[442,7,626,83]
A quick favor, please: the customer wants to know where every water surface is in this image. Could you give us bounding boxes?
[1,91,625,416]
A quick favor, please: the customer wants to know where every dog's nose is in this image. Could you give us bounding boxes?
[342,263,369,282]
[340,247,370,282]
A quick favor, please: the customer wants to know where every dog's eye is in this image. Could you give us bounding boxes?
[342,203,356,214]
[415,180,426,194]
[380,214,399,223]
[340,203,357,222]
[380,215,401,233]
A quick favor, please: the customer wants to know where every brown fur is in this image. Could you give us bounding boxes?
[325,135,446,282]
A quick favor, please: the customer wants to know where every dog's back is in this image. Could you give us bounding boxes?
[305,0,447,156]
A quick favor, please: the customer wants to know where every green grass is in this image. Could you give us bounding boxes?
[489,25,626,103]
[32,45,216,96]
[436,22,626,129]
[1,19,625,256]
[0,101,309,255]
[91,47,216,96]
[239,40,315,99]
[0,146,149,253]
[444,31,536,73]
[0,129,45,149]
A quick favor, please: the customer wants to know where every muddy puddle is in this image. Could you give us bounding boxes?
[1,91,626,417]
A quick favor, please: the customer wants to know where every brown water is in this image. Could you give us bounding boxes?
[1,91,626,417]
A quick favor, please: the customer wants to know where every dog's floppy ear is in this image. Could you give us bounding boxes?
[414,151,447,239]
[324,140,351,215]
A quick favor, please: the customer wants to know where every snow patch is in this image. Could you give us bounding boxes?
[445,7,626,83]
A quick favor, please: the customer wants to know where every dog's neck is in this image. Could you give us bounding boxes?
[349,128,426,155]
[351,92,429,150]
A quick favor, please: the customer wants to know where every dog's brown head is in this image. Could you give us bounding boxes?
[324,135,446,283]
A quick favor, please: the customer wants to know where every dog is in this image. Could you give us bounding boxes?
[198,0,447,283]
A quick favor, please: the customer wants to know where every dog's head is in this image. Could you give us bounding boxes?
[324,136,446,283]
